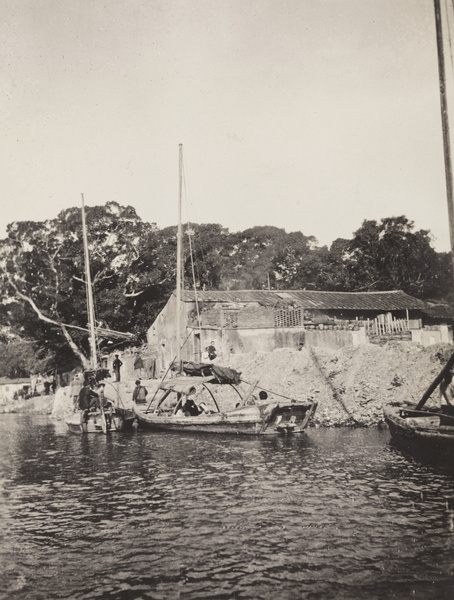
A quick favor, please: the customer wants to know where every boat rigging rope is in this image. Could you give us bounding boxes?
[182,159,202,330]
[240,379,303,403]
[144,328,195,413]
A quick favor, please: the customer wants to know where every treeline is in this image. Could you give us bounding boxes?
[0,201,451,377]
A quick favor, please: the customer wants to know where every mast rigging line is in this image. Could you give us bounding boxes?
[180,148,202,329]
[81,193,98,370]
[180,149,210,290]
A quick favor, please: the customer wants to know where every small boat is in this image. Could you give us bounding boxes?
[65,196,135,434]
[384,352,454,456]
[66,402,135,434]
[134,362,317,435]
[134,146,317,435]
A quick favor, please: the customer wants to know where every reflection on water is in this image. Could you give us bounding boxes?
[1,415,454,599]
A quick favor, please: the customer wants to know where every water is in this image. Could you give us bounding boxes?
[1,416,454,600]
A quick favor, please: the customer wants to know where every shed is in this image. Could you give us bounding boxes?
[147,289,433,372]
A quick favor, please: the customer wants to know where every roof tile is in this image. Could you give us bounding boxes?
[180,289,426,310]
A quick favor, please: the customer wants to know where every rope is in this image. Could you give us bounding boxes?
[144,328,194,413]
[240,379,298,402]
[181,158,202,326]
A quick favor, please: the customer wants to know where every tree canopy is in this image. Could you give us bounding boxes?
[0,204,451,375]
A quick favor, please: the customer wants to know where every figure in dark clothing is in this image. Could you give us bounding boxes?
[78,382,99,410]
[205,342,217,361]
[113,355,123,382]
[134,353,144,370]
[78,381,99,423]
[132,380,148,404]
[183,398,201,416]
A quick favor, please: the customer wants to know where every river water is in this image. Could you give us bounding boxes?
[1,415,454,600]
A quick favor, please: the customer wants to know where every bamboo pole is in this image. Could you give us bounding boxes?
[176,144,183,372]
[434,0,454,278]
[416,351,454,409]
[81,193,98,371]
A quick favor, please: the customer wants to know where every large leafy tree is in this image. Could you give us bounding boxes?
[0,340,53,379]
[346,216,447,297]
[0,202,157,368]
[0,202,450,375]
[217,226,314,290]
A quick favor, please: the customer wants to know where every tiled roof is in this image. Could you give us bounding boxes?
[0,378,31,385]
[179,289,427,310]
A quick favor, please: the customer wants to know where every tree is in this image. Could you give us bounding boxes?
[0,340,54,379]
[0,202,156,368]
[346,216,445,298]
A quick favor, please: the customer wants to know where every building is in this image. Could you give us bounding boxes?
[0,378,31,406]
[147,289,444,372]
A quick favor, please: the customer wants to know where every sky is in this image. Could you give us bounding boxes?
[1,0,453,251]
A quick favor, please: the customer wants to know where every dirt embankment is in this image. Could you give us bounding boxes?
[223,342,453,427]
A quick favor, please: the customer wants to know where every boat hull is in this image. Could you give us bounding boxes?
[384,406,454,456]
[134,402,317,436]
[66,408,135,434]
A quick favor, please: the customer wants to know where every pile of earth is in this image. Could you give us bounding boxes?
[221,341,453,427]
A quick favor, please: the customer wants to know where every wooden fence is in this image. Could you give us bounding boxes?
[365,317,409,336]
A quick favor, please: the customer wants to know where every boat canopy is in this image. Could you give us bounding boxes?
[182,362,241,384]
[160,376,217,394]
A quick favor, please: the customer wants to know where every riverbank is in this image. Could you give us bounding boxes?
[223,341,452,427]
[0,394,54,415]
[2,342,451,426]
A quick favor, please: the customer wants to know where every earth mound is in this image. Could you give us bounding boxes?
[223,342,452,427]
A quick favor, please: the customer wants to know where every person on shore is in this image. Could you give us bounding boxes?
[132,380,148,404]
[112,355,123,382]
[204,342,217,362]
[134,353,144,378]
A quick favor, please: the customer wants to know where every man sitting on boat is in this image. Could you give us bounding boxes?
[182,398,202,416]
[78,379,100,423]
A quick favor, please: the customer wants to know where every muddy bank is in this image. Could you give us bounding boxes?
[0,395,54,415]
[223,342,452,427]
[5,342,450,427]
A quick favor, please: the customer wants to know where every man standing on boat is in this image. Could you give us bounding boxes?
[112,354,123,382]
[132,380,148,404]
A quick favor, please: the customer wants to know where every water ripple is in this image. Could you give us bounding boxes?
[1,417,454,599]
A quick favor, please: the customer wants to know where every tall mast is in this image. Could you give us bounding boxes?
[434,0,454,277]
[176,144,183,369]
[81,193,98,370]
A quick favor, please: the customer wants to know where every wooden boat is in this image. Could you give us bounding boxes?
[134,145,317,435]
[385,405,454,455]
[65,195,135,434]
[134,362,317,435]
[66,400,135,434]
[384,352,454,455]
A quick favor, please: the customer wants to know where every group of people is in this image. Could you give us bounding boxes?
[76,376,149,413]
